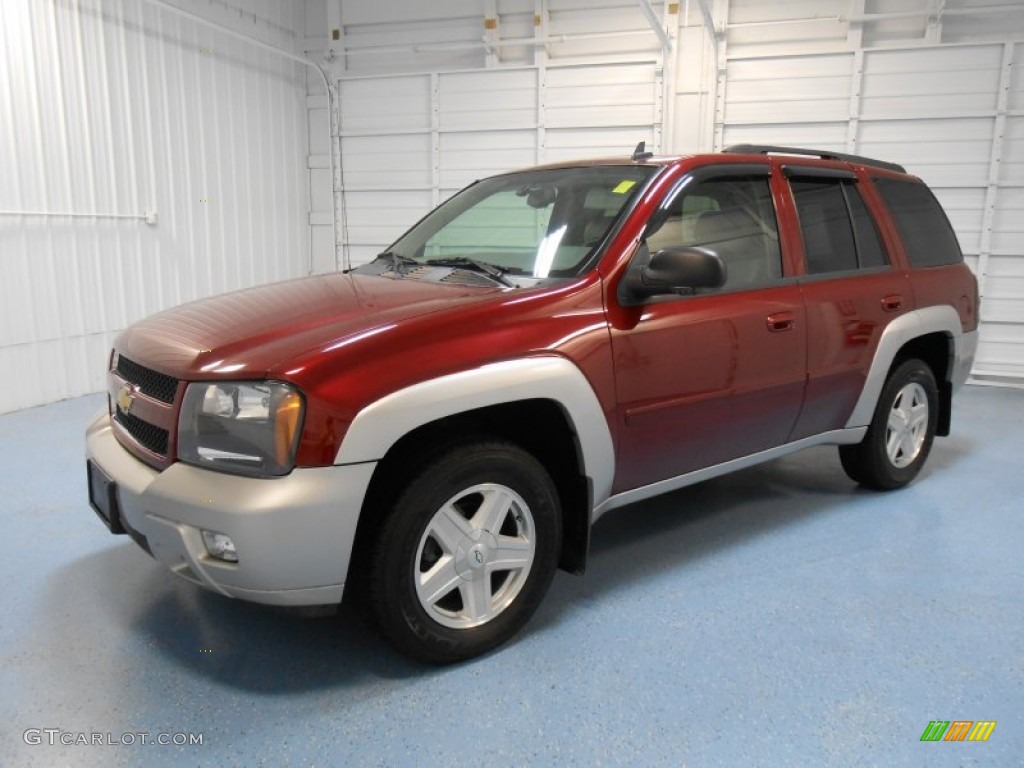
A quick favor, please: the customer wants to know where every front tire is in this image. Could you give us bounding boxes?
[840,358,939,490]
[367,441,562,663]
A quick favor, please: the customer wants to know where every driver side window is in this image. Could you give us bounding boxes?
[646,176,782,292]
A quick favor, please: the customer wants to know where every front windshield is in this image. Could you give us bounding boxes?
[382,165,657,278]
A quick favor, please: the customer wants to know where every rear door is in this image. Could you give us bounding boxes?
[609,165,807,493]
[782,165,913,439]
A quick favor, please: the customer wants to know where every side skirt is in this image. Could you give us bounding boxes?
[592,427,867,521]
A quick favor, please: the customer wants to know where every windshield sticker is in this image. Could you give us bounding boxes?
[612,180,637,194]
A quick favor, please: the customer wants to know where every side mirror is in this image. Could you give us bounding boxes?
[619,245,726,306]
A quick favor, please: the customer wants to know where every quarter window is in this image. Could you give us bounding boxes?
[874,178,963,267]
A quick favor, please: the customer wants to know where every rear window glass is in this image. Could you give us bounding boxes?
[874,178,963,267]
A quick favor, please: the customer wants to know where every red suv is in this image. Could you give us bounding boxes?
[86,144,978,662]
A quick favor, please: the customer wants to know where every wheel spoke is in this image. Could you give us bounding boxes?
[888,408,906,432]
[908,402,928,431]
[429,502,475,552]
[459,574,493,621]
[473,487,515,534]
[900,430,918,460]
[417,556,461,605]
[489,536,532,571]
[886,428,903,461]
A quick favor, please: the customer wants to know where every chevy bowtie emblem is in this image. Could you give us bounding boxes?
[116,384,137,414]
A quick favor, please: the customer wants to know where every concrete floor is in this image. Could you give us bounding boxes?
[1,385,1021,767]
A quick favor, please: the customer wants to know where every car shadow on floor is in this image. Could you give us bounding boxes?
[532,437,975,627]
[42,438,974,693]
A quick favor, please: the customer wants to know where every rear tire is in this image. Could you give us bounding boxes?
[840,358,938,490]
[366,440,561,663]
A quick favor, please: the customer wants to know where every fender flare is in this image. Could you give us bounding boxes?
[334,356,617,507]
[844,305,966,429]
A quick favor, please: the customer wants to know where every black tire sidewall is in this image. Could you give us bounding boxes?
[369,441,562,663]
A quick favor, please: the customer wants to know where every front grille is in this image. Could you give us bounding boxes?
[115,409,169,455]
[116,355,178,404]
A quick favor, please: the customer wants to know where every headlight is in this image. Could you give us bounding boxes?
[177,381,305,477]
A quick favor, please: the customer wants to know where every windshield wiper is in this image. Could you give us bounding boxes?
[375,251,419,272]
[425,257,515,287]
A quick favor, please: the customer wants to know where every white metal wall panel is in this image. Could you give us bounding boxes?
[439,130,538,193]
[344,189,434,266]
[723,54,854,127]
[340,16,484,76]
[336,74,434,265]
[857,117,994,189]
[544,125,656,161]
[979,44,1024,373]
[860,46,1002,119]
[336,60,662,266]
[438,70,537,131]
[723,121,850,152]
[0,0,308,413]
[856,45,1021,379]
[339,75,432,134]
[545,0,661,59]
[544,62,659,129]
[544,62,660,161]
[341,134,433,190]
[725,0,849,56]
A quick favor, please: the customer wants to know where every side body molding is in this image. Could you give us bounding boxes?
[844,305,971,429]
[334,357,617,507]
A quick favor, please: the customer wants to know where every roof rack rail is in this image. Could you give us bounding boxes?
[724,144,906,174]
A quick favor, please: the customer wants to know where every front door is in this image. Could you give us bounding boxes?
[609,167,807,494]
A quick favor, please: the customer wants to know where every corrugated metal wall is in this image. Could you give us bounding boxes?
[332,61,661,266]
[0,0,309,413]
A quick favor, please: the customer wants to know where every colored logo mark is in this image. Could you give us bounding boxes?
[920,720,996,742]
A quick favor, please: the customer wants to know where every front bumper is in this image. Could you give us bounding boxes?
[86,412,376,606]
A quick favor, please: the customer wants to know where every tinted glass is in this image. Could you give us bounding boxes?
[874,178,963,267]
[645,176,781,291]
[791,179,858,274]
[845,183,888,268]
[385,165,656,278]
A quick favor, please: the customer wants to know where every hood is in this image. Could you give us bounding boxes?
[114,273,502,379]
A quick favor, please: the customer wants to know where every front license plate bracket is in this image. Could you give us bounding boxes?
[87,460,126,535]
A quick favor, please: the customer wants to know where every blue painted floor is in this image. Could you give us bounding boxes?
[1,386,1021,767]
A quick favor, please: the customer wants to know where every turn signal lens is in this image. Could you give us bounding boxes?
[274,391,303,466]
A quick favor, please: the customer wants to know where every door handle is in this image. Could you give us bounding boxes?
[766,311,795,332]
[881,294,903,313]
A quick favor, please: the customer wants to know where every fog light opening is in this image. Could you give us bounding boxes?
[201,530,238,563]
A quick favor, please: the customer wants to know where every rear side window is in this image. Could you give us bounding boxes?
[874,178,963,267]
[790,178,888,274]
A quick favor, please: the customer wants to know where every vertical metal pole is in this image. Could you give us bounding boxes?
[976,42,1013,306]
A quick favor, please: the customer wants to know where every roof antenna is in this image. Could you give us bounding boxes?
[632,141,653,161]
